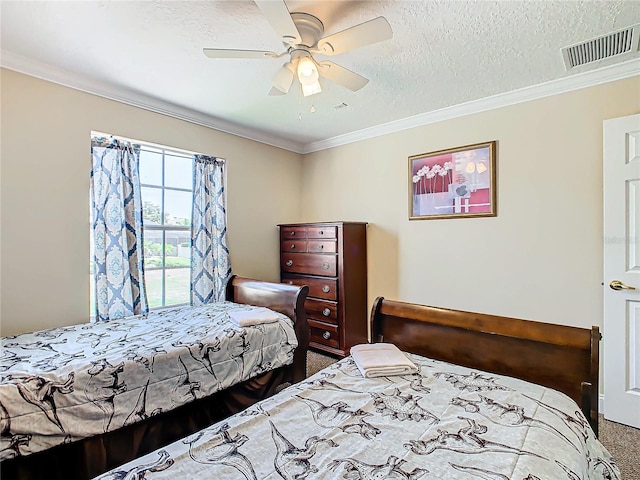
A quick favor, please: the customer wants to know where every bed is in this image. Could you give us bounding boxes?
[0,276,309,480]
[91,297,618,480]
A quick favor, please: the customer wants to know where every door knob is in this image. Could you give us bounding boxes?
[609,280,636,291]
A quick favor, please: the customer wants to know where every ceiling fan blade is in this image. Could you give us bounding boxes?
[254,0,302,45]
[202,48,280,58]
[272,63,294,93]
[317,61,369,91]
[317,17,393,55]
[268,86,287,96]
[203,48,279,59]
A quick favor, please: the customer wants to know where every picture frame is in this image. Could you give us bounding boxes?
[409,141,497,220]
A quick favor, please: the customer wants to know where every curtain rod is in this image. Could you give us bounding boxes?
[91,130,225,163]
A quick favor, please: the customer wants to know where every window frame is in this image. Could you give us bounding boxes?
[139,145,194,310]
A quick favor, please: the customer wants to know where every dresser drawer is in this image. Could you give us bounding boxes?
[281,274,338,301]
[307,240,336,253]
[307,226,337,239]
[281,253,337,276]
[309,320,340,349]
[281,240,307,253]
[305,298,338,323]
[280,227,307,240]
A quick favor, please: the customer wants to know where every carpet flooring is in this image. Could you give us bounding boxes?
[307,350,640,479]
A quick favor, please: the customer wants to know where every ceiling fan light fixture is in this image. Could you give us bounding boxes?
[273,62,295,93]
[297,56,321,96]
[301,81,322,97]
[297,57,318,83]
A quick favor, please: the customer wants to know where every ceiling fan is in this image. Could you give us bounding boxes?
[203,0,393,97]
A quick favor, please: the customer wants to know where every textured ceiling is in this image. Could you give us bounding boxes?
[2,1,639,151]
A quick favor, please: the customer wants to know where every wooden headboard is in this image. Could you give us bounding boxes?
[370,297,601,435]
[226,275,309,382]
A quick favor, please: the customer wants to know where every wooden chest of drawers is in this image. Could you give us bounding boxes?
[278,222,367,357]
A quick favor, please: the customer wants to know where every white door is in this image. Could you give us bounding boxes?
[603,113,640,428]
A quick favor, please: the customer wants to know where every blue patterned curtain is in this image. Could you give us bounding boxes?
[191,155,231,305]
[90,137,148,321]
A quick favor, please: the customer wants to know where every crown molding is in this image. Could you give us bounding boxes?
[0,50,305,154]
[2,49,638,155]
[302,59,640,154]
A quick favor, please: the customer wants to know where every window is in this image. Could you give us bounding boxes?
[90,136,194,315]
[139,145,193,309]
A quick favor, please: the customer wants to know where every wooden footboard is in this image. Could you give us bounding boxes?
[370,297,601,435]
[225,275,309,382]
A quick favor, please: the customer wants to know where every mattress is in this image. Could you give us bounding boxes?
[0,301,297,459]
[93,352,619,479]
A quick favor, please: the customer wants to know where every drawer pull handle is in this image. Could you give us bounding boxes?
[322,262,330,269]
[319,230,324,235]
[322,308,331,317]
[322,331,331,340]
[318,245,324,250]
[290,231,296,236]
[288,281,293,285]
[322,285,330,293]
[286,260,293,267]
[290,244,296,249]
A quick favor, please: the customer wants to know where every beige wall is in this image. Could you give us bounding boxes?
[0,68,302,336]
[2,68,639,337]
[302,76,640,330]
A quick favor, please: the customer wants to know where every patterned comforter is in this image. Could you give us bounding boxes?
[95,353,619,480]
[0,302,297,459]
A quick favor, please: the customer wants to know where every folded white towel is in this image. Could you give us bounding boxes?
[351,343,418,378]
[228,307,280,327]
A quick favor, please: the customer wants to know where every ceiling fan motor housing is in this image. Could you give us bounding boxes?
[289,13,324,49]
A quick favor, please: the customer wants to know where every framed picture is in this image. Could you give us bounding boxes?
[409,141,497,220]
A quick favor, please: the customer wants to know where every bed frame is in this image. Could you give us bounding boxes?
[370,297,601,436]
[225,275,309,384]
[2,276,309,480]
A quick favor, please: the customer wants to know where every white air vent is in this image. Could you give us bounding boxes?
[562,24,640,70]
